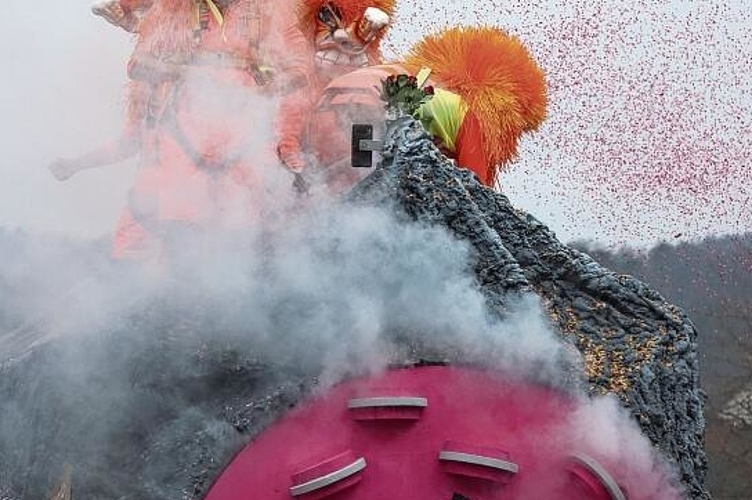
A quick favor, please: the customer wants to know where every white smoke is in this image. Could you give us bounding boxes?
[242,204,573,387]
[563,395,685,499]
[0,201,572,497]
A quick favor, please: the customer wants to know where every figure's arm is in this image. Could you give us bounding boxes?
[271,4,314,93]
[265,2,318,172]
[276,88,315,173]
[48,124,140,181]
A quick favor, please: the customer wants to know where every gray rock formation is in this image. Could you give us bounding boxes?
[0,118,708,498]
[349,117,708,498]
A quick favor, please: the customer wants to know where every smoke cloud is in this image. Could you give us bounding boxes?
[564,395,684,499]
[0,193,681,497]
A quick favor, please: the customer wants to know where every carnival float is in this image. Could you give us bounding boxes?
[2,1,706,498]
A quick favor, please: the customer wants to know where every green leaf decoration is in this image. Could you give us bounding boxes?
[379,73,435,117]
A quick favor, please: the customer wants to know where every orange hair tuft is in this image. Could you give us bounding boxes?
[405,26,547,179]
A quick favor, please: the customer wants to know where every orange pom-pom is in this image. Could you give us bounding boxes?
[405,25,547,179]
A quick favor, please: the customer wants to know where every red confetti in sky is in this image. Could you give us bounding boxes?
[384,0,751,249]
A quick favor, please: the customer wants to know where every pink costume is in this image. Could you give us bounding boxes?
[112,0,310,259]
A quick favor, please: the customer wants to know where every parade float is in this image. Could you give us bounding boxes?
[0,1,708,499]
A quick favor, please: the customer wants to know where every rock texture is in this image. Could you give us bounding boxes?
[351,117,708,498]
[0,118,708,498]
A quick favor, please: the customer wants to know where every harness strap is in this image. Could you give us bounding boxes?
[159,85,246,174]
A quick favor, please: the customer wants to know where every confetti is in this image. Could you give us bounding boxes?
[383,1,751,250]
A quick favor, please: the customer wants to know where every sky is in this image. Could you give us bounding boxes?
[1,0,750,248]
[1,1,136,239]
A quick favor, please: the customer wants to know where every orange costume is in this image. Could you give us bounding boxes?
[110,0,311,259]
[276,0,397,173]
[298,26,548,193]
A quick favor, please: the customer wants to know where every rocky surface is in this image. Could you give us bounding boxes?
[350,117,708,498]
[0,117,708,498]
[0,295,317,499]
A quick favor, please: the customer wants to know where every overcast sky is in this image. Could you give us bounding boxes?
[1,0,750,248]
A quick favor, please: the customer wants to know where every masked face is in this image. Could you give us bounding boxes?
[313,3,389,77]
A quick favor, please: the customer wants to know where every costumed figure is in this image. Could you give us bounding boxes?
[52,0,310,260]
[294,25,547,194]
[115,0,311,259]
[275,0,396,176]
